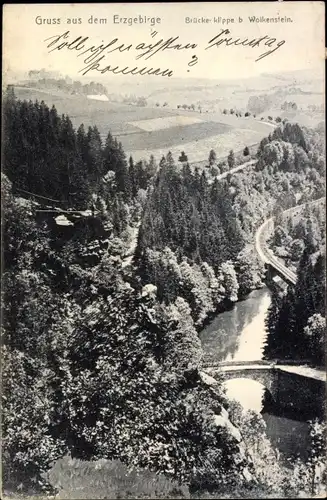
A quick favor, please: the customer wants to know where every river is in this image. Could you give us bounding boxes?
[200,287,312,462]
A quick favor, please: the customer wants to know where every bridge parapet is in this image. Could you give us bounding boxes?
[202,359,313,370]
[213,359,271,368]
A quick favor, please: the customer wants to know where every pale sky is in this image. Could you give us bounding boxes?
[2,2,325,82]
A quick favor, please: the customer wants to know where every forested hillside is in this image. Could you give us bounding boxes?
[259,125,326,366]
[265,212,325,365]
[3,86,154,210]
[2,87,325,498]
[135,121,325,325]
[268,201,325,269]
[2,89,253,497]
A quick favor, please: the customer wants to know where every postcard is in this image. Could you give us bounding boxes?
[2,2,326,499]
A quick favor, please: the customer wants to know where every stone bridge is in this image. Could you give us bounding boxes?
[218,361,277,392]
[203,360,326,415]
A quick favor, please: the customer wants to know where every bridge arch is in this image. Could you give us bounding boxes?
[223,377,275,412]
[221,367,275,394]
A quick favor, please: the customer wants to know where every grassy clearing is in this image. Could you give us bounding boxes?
[118,121,232,158]
[130,127,265,163]
[48,457,189,499]
[129,115,204,131]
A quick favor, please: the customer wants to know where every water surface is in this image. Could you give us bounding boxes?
[200,287,311,461]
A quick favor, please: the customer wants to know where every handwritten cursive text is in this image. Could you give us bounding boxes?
[205,29,285,61]
[44,31,174,77]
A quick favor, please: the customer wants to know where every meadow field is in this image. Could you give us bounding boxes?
[16,79,323,164]
[13,87,272,164]
[129,125,266,163]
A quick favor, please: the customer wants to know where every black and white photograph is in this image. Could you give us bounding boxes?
[1,2,326,498]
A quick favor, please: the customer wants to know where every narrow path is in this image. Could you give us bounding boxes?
[215,159,256,181]
[121,221,141,268]
[204,159,256,185]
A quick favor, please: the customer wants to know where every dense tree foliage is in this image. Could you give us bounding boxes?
[2,87,325,498]
[264,244,325,365]
[257,122,325,182]
[6,173,263,497]
[51,267,251,487]
[2,90,253,496]
[2,175,72,491]
[262,127,325,366]
[3,171,251,494]
[137,157,243,267]
[269,201,325,266]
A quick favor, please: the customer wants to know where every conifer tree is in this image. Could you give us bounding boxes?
[312,253,325,315]
[116,142,131,199]
[86,125,103,183]
[128,156,137,198]
[227,150,235,170]
[135,160,148,191]
[264,290,283,359]
[209,149,217,165]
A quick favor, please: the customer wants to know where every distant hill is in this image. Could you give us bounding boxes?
[6,66,324,130]
[17,77,109,98]
[261,67,324,83]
